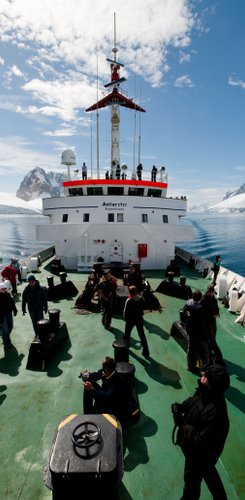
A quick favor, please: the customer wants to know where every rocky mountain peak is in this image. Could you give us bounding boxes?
[16,167,63,201]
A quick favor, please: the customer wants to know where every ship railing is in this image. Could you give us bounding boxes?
[19,245,55,272]
[175,246,245,296]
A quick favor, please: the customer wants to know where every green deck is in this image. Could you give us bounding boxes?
[0,259,244,499]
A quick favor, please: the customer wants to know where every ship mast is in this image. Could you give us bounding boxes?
[110,13,120,177]
[85,13,145,179]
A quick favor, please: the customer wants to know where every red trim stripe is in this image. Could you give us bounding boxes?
[63,179,168,189]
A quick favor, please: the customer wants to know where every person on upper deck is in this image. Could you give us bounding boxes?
[116,164,121,179]
[137,163,143,180]
[82,162,87,180]
[151,165,158,181]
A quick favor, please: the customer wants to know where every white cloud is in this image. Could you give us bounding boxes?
[0,136,59,175]
[174,74,194,87]
[10,64,24,77]
[0,57,4,65]
[0,1,197,90]
[228,75,245,90]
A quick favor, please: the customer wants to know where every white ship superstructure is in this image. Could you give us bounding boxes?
[37,22,192,270]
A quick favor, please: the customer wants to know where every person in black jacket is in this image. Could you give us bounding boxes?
[123,285,149,358]
[97,270,117,329]
[22,274,48,335]
[183,290,209,372]
[171,364,230,499]
[211,255,221,286]
[81,356,127,421]
[201,284,224,365]
[0,282,17,348]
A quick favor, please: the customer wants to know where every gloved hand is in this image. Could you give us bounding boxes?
[171,403,184,426]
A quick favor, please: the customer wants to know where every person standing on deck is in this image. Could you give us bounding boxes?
[201,284,225,365]
[127,264,144,293]
[22,274,48,335]
[1,262,17,295]
[171,364,230,500]
[97,270,116,329]
[0,282,17,349]
[183,290,209,373]
[136,163,143,180]
[123,285,150,358]
[151,165,158,181]
[82,162,87,180]
[211,255,221,286]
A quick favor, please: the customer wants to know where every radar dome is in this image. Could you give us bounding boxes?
[61,149,76,166]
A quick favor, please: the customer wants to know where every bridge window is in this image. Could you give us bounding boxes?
[108,213,114,222]
[117,213,124,222]
[147,188,162,197]
[162,215,168,223]
[142,214,148,223]
[128,187,144,196]
[68,188,83,196]
[62,214,68,223]
[83,213,90,222]
[108,187,124,195]
[87,187,103,195]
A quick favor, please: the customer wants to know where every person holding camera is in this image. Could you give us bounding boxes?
[80,356,127,421]
[171,364,230,499]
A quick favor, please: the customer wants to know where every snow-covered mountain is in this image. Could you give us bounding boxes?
[16,167,63,201]
[209,192,245,213]
[0,192,42,214]
[223,183,245,201]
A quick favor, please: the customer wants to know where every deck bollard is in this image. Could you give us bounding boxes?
[168,271,175,284]
[37,319,51,343]
[180,275,186,286]
[59,271,67,284]
[47,276,54,288]
[48,309,61,332]
[112,339,129,362]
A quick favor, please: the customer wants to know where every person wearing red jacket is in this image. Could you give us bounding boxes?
[1,263,17,295]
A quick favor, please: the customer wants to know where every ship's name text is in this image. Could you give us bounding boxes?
[102,202,127,210]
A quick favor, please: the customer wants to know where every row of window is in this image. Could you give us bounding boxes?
[68,187,163,197]
[62,213,169,223]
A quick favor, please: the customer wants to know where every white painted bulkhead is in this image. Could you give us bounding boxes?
[36,194,192,270]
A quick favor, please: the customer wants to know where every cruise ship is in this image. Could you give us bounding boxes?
[36,29,192,271]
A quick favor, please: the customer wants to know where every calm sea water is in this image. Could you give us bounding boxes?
[180,213,245,276]
[0,213,244,276]
[0,214,52,268]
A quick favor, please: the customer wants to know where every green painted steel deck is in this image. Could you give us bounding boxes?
[0,259,244,499]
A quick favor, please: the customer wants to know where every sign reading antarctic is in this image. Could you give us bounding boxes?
[102,202,127,210]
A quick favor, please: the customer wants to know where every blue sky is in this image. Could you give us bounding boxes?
[0,0,245,206]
